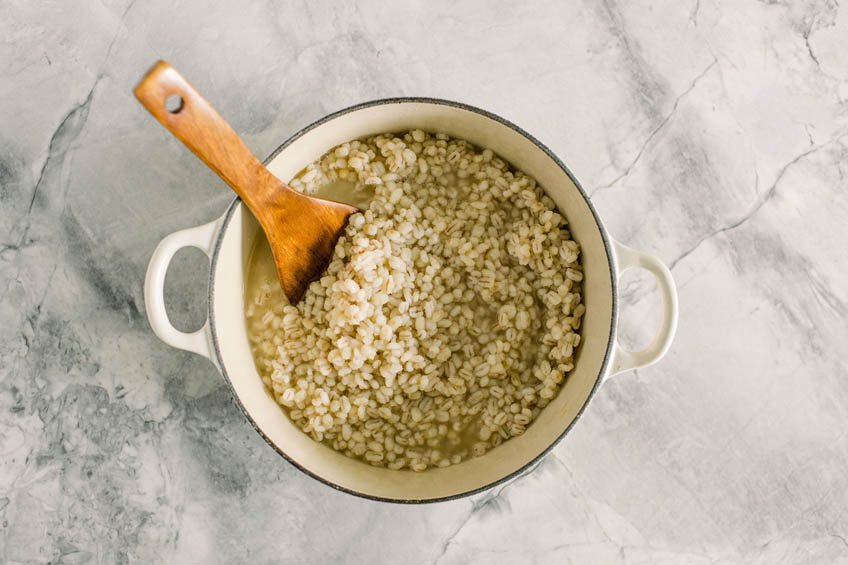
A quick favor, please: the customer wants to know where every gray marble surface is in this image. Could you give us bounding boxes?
[2,0,847,563]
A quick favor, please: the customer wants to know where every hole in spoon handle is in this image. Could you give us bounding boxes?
[165,93,183,114]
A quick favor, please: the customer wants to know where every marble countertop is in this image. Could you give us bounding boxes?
[2,0,847,563]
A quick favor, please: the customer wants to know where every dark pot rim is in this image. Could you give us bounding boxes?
[207,97,618,504]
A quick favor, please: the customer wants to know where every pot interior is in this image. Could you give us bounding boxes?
[211,100,615,501]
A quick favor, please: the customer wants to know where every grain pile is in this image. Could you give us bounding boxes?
[246,130,584,471]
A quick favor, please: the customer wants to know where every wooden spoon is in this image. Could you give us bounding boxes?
[134,60,358,304]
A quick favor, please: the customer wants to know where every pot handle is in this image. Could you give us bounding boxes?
[144,218,220,359]
[608,240,679,377]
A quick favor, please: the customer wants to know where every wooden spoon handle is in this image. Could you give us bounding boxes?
[134,60,287,211]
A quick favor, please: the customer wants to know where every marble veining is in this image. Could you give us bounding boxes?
[1,0,847,563]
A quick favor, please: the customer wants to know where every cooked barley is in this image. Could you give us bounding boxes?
[246,130,584,471]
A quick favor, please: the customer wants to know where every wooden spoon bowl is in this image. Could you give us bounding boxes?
[135,61,358,304]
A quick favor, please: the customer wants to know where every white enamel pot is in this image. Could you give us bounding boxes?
[144,98,678,503]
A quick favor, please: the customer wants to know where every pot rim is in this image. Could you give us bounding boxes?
[207,97,618,503]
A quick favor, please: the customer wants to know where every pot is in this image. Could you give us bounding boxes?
[144,98,678,503]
